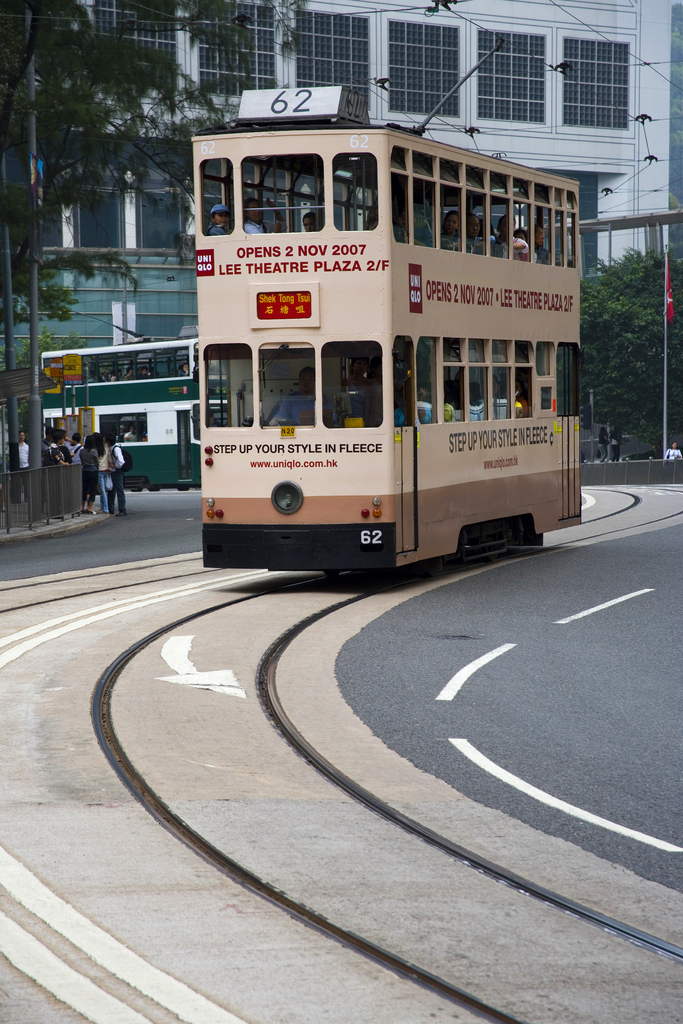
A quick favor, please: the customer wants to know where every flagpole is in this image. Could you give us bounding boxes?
[664,247,669,459]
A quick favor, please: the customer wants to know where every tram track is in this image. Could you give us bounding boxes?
[0,554,206,597]
[90,567,683,1024]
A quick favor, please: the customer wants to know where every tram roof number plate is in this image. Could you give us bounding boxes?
[257,291,312,321]
[237,87,369,126]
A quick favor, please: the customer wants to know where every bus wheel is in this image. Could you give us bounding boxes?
[177,485,190,491]
[148,484,161,492]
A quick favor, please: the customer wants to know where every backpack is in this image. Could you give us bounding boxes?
[114,444,134,473]
[42,444,62,467]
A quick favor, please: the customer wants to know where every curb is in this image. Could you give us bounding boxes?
[0,511,114,545]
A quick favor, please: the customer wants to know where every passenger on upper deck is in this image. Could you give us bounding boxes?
[270,366,331,426]
[244,197,284,234]
[207,204,230,236]
[466,215,483,254]
[302,211,316,232]
[440,211,460,250]
[513,228,530,261]
[534,225,550,264]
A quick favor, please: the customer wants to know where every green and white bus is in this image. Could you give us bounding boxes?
[42,338,200,490]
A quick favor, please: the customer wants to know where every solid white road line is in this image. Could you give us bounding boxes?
[449,739,683,852]
[554,589,654,624]
[0,911,151,1024]
[435,644,517,701]
[0,846,249,1024]
[581,493,596,510]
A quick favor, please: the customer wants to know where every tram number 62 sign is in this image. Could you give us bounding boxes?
[360,528,383,551]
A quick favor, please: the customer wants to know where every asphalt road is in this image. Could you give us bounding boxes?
[0,490,202,581]
[336,517,683,892]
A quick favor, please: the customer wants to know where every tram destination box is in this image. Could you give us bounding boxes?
[237,87,369,126]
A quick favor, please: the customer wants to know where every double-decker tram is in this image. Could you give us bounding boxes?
[194,87,581,571]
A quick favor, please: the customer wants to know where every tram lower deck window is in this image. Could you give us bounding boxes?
[242,155,324,234]
[443,366,464,422]
[260,344,319,427]
[205,344,254,427]
[321,341,383,428]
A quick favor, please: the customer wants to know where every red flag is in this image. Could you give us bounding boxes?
[666,252,674,324]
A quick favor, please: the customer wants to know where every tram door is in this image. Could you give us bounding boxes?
[394,336,417,551]
[556,343,581,519]
[177,409,192,481]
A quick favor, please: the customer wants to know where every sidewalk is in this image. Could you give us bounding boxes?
[0,510,113,545]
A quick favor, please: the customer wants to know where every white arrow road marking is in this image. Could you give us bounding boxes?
[157,636,246,697]
[449,739,683,853]
[435,644,517,701]
[581,492,596,510]
[554,589,654,624]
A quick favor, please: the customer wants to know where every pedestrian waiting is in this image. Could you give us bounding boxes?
[664,441,682,460]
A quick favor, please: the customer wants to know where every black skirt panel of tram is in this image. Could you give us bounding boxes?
[203,523,396,571]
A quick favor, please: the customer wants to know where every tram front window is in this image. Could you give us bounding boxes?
[321,341,383,428]
[259,344,320,426]
[205,344,254,427]
[201,158,234,237]
[242,155,324,234]
[333,154,378,231]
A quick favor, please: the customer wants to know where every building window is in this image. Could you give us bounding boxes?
[388,22,459,116]
[297,13,369,97]
[478,30,545,123]
[563,39,629,129]
[199,4,275,95]
[93,0,176,56]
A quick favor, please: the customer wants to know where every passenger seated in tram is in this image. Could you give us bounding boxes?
[443,378,462,422]
[534,224,550,264]
[244,197,284,234]
[491,214,508,258]
[466,215,484,254]
[440,210,460,250]
[469,380,485,420]
[302,211,316,232]
[513,228,530,261]
[269,366,331,426]
[515,376,530,417]
[417,394,432,423]
[207,204,230,236]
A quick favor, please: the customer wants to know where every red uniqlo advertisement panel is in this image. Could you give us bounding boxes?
[257,291,312,320]
[408,264,422,313]
[196,249,215,276]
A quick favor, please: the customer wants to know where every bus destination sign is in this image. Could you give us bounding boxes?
[257,291,312,321]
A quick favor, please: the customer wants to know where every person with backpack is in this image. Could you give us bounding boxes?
[105,431,127,516]
[66,432,84,464]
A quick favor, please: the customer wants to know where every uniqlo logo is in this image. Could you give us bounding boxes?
[196,249,215,276]
[409,264,422,313]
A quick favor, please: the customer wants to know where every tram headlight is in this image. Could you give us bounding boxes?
[271,480,303,515]
[206,497,215,507]
[372,497,382,507]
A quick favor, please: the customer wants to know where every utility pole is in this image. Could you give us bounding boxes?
[26,9,41,469]
[589,389,594,463]
[0,154,19,470]
[663,247,669,459]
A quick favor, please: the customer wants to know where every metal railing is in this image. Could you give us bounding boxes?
[581,459,683,487]
[0,464,82,533]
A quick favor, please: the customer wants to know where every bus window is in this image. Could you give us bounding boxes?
[391,174,409,243]
[416,337,435,423]
[176,350,190,377]
[136,352,154,379]
[333,153,378,232]
[201,158,234,237]
[555,210,565,266]
[192,403,201,440]
[413,179,435,248]
[391,147,407,171]
[206,343,254,428]
[534,207,550,264]
[259,344,316,427]
[566,212,575,268]
[513,203,530,261]
[465,192,486,254]
[536,342,551,376]
[443,367,464,422]
[440,186,460,251]
[242,155,324,234]
[469,367,487,420]
[98,356,116,382]
[100,413,147,442]
[321,341,383,428]
[492,367,509,419]
[491,199,509,259]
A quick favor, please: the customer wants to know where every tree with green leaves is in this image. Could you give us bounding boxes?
[0,0,255,326]
[580,249,683,454]
[669,4,683,255]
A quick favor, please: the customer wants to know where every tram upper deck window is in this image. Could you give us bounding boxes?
[242,155,324,234]
[391,147,407,171]
[491,198,509,259]
[555,209,565,266]
[492,340,508,363]
[205,344,254,428]
[440,186,461,251]
[259,344,318,427]
[321,341,383,428]
[413,152,433,178]
[392,173,409,243]
[534,205,551,264]
[413,178,435,247]
[201,159,234,237]
[566,211,576,268]
[466,191,486,255]
[515,341,530,363]
[466,166,485,189]
[333,153,378,232]
[512,202,530,261]
[514,342,532,418]
[534,183,550,205]
[440,159,459,183]
[469,339,485,362]
[513,178,529,199]
[490,172,508,194]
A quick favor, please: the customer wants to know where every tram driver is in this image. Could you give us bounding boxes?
[269,366,332,426]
